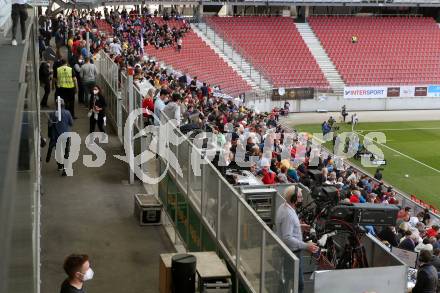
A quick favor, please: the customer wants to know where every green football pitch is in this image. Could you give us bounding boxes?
[293,120,440,209]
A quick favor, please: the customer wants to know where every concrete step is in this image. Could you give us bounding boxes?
[191,23,272,92]
[193,23,272,91]
[296,23,345,93]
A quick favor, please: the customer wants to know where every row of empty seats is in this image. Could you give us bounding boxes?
[100,16,440,91]
[145,28,252,96]
[95,19,113,34]
[309,16,440,86]
[205,16,330,89]
[96,17,251,96]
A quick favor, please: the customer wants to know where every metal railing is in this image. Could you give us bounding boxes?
[158,113,300,293]
[0,7,41,293]
[96,50,300,293]
[197,19,271,91]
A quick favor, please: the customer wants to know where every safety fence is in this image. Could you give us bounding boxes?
[96,50,300,293]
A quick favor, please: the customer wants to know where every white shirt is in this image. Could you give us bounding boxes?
[109,42,122,55]
[12,0,28,4]
[154,98,165,126]
[275,203,308,252]
[162,102,181,126]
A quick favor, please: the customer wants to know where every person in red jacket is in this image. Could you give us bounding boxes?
[426,225,440,238]
[349,193,360,203]
[261,167,276,185]
[142,89,155,125]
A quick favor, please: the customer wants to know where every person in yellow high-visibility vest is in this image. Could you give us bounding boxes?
[54,59,77,119]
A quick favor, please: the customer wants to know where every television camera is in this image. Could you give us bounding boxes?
[298,173,399,269]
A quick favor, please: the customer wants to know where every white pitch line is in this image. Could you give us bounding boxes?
[356,131,440,174]
[356,127,440,132]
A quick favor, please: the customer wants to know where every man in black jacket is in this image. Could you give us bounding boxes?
[430,248,440,272]
[39,61,51,107]
[378,226,399,247]
[412,249,438,293]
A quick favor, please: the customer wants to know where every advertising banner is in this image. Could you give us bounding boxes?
[272,88,314,101]
[386,87,400,97]
[428,85,440,97]
[415,86,428,97]
[344,86,387,99]
[0,0,11,28]
[29,0,49,5]
[400,86,416,98]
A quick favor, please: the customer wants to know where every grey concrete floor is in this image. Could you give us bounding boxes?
[40,100,174,293]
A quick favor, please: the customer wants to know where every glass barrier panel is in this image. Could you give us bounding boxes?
[188,145,202,211]
[238,202,262,292]
[120,72,128,111]
[263,231,296,293]
[176,190,189,245]
[202,164,219,234]
[201,221,218,252]
[219,179,238,259]
[167,175,178,223]
[167,125,177,178]
[133,89,143,131]
[188,204,202,251]
[158,161,168,204]
[177,138,189,192]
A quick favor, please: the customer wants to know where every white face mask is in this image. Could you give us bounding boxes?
[93,89,99,95]
[82,268,94,281]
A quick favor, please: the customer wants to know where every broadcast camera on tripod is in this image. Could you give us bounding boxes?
[298,170,399,270]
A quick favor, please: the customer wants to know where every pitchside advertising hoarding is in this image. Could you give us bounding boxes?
[272,87,314,100]
[428,85,440,97]
[343,85,436,99]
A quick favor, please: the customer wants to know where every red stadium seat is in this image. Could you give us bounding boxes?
[308,16,440,86]
[145,26,252,96]
[205,16,330,90]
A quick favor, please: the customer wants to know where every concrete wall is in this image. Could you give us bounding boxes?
[245,96,440,113]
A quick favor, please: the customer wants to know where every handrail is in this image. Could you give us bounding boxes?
[158,104,300,293]
[96,49,300,293]
[201,17,271,90]
[0,9,39,293]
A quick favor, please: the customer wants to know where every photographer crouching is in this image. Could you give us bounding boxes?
[275,185,319,293]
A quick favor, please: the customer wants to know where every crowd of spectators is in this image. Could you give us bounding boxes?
[40,9,440,291]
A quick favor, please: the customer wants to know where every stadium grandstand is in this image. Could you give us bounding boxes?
[2,1,440,293]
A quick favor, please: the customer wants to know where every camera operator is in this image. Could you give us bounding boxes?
[275,185,319,293]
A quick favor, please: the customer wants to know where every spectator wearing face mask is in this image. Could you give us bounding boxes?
[88,86,106,133]
[60,254,94,293]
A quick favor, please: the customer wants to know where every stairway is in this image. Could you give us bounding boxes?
[192,23,272,93]
[296,23,345,95]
